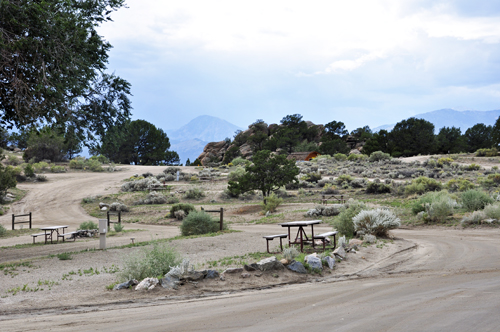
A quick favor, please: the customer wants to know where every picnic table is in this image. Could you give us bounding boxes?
[38,225,69,244]
[280,220,321,252]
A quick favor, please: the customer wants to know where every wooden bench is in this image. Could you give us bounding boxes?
[313,231,338,251]
[263,234,288,254]
[57,231,78,242]
[31,233,48,244]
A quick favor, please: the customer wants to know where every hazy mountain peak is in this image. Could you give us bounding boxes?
[168,115,242,142]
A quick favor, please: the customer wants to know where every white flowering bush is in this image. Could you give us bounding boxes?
[353,209,401,237]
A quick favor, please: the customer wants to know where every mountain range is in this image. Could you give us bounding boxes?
[167,115,242,163]
[373,109,500,133]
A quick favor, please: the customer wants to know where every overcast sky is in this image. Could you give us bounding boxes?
[99,0,500,132]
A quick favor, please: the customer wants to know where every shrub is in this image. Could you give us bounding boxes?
[445,178,475,192]
[228,166,246,182]
[32,161,49,172]
[78,221,97,230]
[437,157,454,167]
[333,153,347,162]
[335,174,353,185]
[86,159,104,172]
[366,182,391,194]
[0,224,6,236]
[184,187,205,199]
[24,163,35,177]
[475,148,497,157]
[483,203,500,220]
[461,190,494,212]
[180,211,221,236]
[404,176,442,196]
[50,165,66,173]
[121,177,161,192]
[352,209,401,237]
[282,247,299,261]
[6,155,21,166]
[138,191,167,205]
[174,210,186,220]
[69,157,85,169]
[90,154,110,164]
[57,253,72,260]
[231,157,250,167]
[411,190,456,215]
[166,196,180,204]
[261,193,283,213]
[36,174,47,182]
[163,166,180,175]
[119,241,181,281]
[333,199,366,238]
[110,202,129,212]
[321,183,338,195]
[461,211,487,225]
[304,172,322,183]
[169,203,196,218]
[369,151,391,162]
[113,223,124,232]
[466,163,481,171]
[423,194,458,222]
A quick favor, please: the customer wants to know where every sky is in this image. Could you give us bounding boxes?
[98,0,500,132]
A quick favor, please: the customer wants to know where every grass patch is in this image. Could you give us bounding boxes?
[0,228,41,239]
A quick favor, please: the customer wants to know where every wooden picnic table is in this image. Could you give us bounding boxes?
[39,225,69,244]
[280,220,321,252]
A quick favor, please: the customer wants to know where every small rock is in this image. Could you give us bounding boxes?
[255,273,262,277]
[305,255,322,270]
[333,246,346,259]
[182,270,205,281]
[280,258,289,265]
[101,206,108,211]
[349,238,364,246]
[351,249,357,254]
[219,274,226,281]
[113,279,138,290]
[265,211,270,217]
[240,273,251,278]
[287,261,307,274]
[244,264,256,272]
[223,267,243,274]
[204,270,220,279]
[135,277,158,291]
[160,275,180,289]
[322,256,335,269]
[256,256,285,271]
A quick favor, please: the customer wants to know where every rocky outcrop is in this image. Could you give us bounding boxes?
[197,140,229,165]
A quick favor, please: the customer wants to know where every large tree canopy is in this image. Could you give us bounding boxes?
[96,119,180,165]
[0,0,131,140]
[390,118,435,157]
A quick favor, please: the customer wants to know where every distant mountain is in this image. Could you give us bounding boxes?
[167,115,242,164]
[169,115,242,142]
[373,109,500,133]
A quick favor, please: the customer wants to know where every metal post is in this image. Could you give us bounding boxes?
[220,208,223,231]
[12,214,14,230]
[99,219,107,250]
[176,170,179,181]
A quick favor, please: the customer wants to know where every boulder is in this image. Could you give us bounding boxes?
[160,275,180,290]
[256,256,285,271]
[287,261,307,274]
[182,270,205,281]
[280,258,289,265]
[322,256,335,269]
[113,279,138,290]
[305,255,322,270]
[223,267,243,274]
[333,245,346,259]
[244,264,257,272]
[204,270,220,279]
[135,277,158,291]
[349,239,363,246]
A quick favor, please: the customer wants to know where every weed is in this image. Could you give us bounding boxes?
[57,252,72,260]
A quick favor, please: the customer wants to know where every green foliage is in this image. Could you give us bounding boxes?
[231,157,250,167]
[191,158,202,166]
[113,223,124,232]
[293,140,319,152]
[466,163,481,171]
[483,203,500,219]
[119,242,181,281]
[23,163,35,177]
[32,162,49,172]
[477,174,500,189]
[335,174,353,185]
[405,176,442,196]
[57,253,72,260]
[169,203,196,218]
[435,126,467,154]
[0,224,6,236]
[23,127,66,162]
[369,151,391,162]
[78,221,98,230]
[475,148,498,157]
[445,178,475,192]
[0,153,17,201]
[366,182,391,194]
[228,150,299,204]
[0,0,132,140]
[184,187,205,199]
[180,211,221,236]
[260,193,283,213]
[413,191,458,221]
[319,139,350,156]
[90,155,110,163]
[228,166,246,182]
[465,124,492,153]
[333,153,347,161]
[304,172,322,183]
[352,209,401,236]
[461,190,494,212]
[222,145,241,164]
[390,117,435,156]
[333,199,366,238]
[437,157,454,167]
[86,159,104,172]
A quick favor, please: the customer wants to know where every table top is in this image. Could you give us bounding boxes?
[280,220,321,227]
[40,225,69,230]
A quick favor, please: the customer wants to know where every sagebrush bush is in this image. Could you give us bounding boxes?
[483,203,500,219]
[24,163,35,177]
[0,224,6,236]
[366,182,391,194]
[411,190,456,215]
[163,166,180,175]
[475,148,497,157]
[352,209,401,237]
[228,166,246,182]
[119,241,181,281]
[169,203,196,218]
[138,191,167,205]
[121,177,161,192]
[333,199,366,238]
[231,157,250,166]
[334,153,347,161]
[466,163,481,171]
[36,174,47,182]
[184,187,205,199]
[404,176,442,196]
[180,211,221,236]
[304,172,322,183]
[113,223,124,232]
[261,193,283,213]
[321,183,338,195]
[423,194,458,222]
[110,202,129,212]
[369,151,391,162]
[283,247,299,261]
[445,178,475,192]
[461,190,494,212]
[461,211,487,225]
[50,165,66,173]
[69,157,85,169]
[78,221,97,230]
[166,196,180,204]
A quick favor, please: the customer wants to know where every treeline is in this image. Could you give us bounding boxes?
[220,114,500,162]
[0,119,180,166]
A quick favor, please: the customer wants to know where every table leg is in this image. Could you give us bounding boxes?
[299,226,304,252]
[311,224,315,250]
[287,227,291,247]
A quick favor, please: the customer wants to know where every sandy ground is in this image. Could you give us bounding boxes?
[1,163,500,331]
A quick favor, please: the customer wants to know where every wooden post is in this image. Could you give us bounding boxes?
[29,212,32,229]
[12,214,14,230]
[220,208,224,231]
[118,211,121,224]
[107,211,110,228]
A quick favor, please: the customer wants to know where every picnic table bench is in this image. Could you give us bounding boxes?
[31,233,49,244]
[57,231,78,242]
[31,225,69,244]
[263,234,288,254]
[313,231,338,251]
